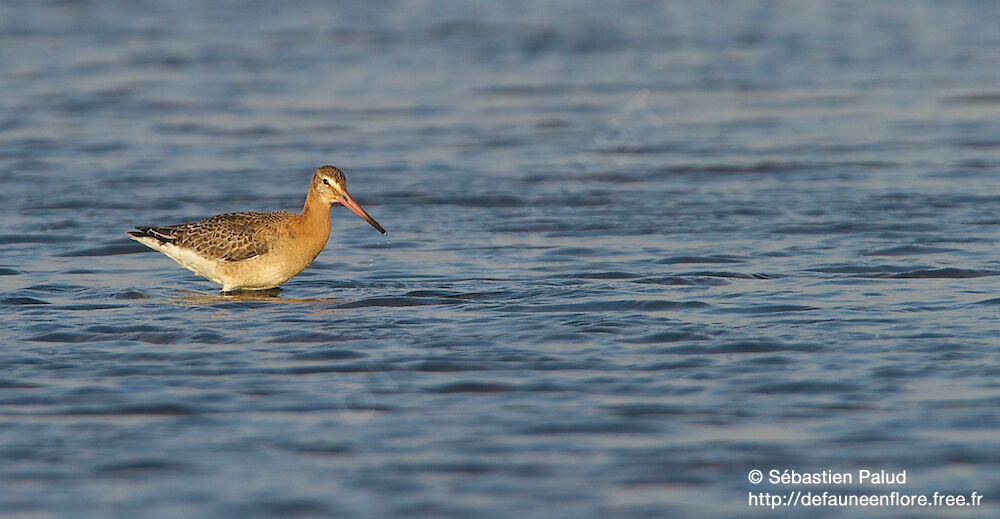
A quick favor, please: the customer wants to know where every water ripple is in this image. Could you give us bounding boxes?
[3,2,1000,517]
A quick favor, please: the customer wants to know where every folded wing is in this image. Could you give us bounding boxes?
[128,211,294,262]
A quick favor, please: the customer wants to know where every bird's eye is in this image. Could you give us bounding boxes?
[322,178,329,186]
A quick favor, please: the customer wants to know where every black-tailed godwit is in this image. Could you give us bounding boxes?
[128,165,385,292]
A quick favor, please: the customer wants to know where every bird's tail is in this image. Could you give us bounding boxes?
[127,226,178,244]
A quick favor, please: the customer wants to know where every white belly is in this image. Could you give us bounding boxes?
[131,236,301,291]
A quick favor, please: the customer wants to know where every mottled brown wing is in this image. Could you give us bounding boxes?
[138,211,294,262]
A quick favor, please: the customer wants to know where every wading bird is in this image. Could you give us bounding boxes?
[128,165,385,292]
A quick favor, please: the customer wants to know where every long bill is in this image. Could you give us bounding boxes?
[339,191,387,234]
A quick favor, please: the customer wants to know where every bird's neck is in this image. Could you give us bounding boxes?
[297,191,332,238]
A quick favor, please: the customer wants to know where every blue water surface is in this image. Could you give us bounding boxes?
[1,1,1000,517]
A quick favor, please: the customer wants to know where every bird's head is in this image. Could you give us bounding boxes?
[311,165,386,234]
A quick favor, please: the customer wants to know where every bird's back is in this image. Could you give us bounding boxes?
[129,211,296,262]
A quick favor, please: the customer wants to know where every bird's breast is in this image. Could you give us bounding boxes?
[284,214,331,267]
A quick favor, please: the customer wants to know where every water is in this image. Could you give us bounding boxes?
[2,1,1000,517]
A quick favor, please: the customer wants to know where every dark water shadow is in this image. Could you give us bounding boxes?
[167,288,343,306]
